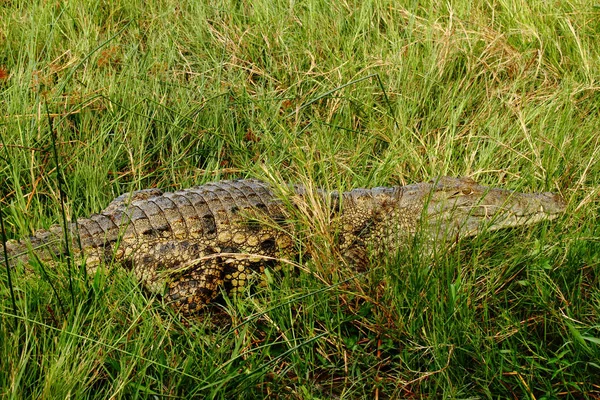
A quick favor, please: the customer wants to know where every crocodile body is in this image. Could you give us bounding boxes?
[5,177,566,313]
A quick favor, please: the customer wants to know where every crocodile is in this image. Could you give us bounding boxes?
[4,177,566,313]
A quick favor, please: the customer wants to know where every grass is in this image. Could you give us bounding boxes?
[1,0,599,398]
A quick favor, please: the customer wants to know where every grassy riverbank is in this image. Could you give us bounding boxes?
[1,0,599,398]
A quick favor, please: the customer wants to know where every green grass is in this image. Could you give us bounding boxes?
[1,0,599,398]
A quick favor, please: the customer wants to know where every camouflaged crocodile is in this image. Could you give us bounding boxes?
[5,177,566,313]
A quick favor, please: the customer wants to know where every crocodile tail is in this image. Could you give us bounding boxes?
[3,210,124,271]
[3,225,65,269]
[4,238,30,268]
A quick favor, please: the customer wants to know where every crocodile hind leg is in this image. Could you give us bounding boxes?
[164,253,272,314]
[124,238,281,313]
[165,257,226,314]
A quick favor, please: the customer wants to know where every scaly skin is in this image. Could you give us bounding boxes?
[5,177,566,313]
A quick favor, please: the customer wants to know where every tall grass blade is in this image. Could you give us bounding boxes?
[44,98,75,312]
[0,207,18,323]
